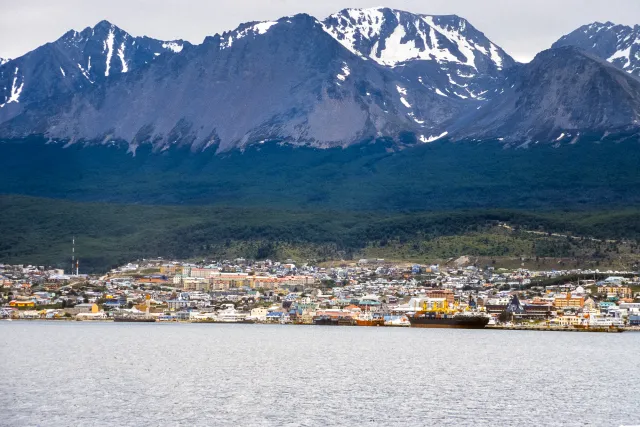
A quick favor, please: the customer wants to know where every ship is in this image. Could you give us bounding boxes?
[408,312,490,329]
[407,297,490,329]
[355,312,385,327]
[384,315,411,327]
[312,314,356,326]
[113,314,156,323]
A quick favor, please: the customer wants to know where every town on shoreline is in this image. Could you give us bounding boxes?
[2,257,640,331]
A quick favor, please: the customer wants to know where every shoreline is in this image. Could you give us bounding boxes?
[4,318,639,332]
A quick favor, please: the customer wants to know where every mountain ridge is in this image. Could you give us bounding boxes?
[553,21,640,76]
[0,13,467,152]
[1,9,640,151]
[446,46,640,143]
[322,7,516,102]
[0,19,190,124]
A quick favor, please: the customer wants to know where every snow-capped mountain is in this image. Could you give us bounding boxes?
[0,58,9,66]
[0,20,190,123]
[322,8,516,101]
[1,9,639,153]
[0,14,464,152]
[553,22,640,76]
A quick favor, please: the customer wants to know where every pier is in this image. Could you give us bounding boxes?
[487,325,625,333]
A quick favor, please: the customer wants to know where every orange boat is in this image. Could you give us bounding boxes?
[355,312,385,327]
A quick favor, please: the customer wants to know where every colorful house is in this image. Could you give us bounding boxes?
[9,300,35,308]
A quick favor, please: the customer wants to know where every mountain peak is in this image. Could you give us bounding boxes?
[322,8,514,70]
[0,18,191,124]
[451,44,640,143]
[322,7,514,102]
[94,19,116,29]
[553,21,640,76]
[217,13,322,50]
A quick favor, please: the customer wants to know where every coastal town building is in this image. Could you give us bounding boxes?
[554,293,585,309]
[1,258,638,330]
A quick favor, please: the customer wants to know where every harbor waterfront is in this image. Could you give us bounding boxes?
[1,321,639,427]
[2,257,640,331]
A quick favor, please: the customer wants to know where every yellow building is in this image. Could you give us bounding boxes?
[551,315,585,327]
[9,300,35,308]
[601,286,632,299]
[554,293,584,309]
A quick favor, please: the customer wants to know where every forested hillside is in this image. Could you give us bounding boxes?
[1,137,640,211]
[2,195,640,271]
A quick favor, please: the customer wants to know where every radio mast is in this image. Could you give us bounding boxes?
[71,237,79,276]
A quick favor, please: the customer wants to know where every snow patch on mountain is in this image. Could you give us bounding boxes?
[0,67,24,107]
[118,41,128,72]
[104,27,115,77]
[337,62,350,81]
[162,41,184,53]
[77,63,93,83]
[221,21,278,49]
[489,43,504,69]
[253,21,278,34]
[435,88,448,97]
[399,97,412,108]
[609,45,631,66]
[420,131,448,142]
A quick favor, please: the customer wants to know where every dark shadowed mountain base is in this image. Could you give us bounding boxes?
[1,136,640,211]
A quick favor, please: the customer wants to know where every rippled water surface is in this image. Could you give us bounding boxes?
[1,322,639,427]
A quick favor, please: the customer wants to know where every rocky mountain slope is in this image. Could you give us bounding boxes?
[0,20,189,123]
[553,22,640,76]
[1,14,464,152]
[1,9,640,151]
[448,46,640,143]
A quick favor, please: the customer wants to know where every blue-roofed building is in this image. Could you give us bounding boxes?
[103,295,127,308]
[266,311,285,322]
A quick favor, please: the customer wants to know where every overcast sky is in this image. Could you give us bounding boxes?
[2,0,640,62]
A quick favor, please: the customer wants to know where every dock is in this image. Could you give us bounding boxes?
[487,325,625,333]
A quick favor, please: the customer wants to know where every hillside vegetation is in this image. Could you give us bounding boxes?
[1,137,640,211]
[2,195,640,272]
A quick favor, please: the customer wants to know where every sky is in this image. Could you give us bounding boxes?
[1,0,640,62]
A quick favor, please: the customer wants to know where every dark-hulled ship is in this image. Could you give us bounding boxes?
[407,312,490,329]
[407,296,490,329]
[312,314,356,326]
